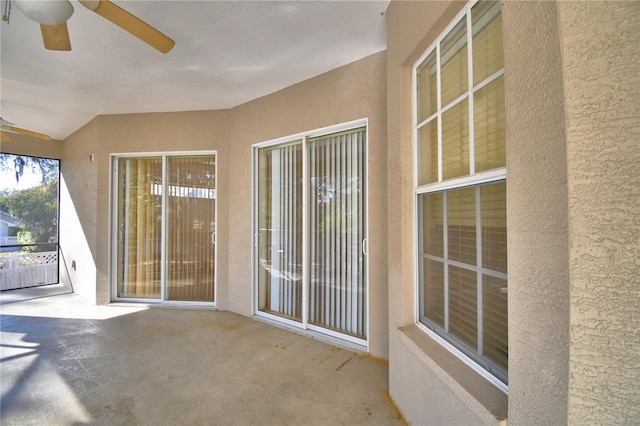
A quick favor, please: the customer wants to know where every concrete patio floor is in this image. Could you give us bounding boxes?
[0,286,403,425]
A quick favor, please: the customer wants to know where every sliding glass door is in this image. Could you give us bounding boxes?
[254,125,367,343]
[114,153,216,304]
[166,156,216,302]
[256,142,304,321]
[116,157,162,299]
[308,130,367,339]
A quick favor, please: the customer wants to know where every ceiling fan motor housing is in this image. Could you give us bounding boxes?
[11,0,174,54]
[78,1,101,12]
[13,0,74,25]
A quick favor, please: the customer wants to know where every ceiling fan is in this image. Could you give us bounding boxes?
[3,0,174,53]
[1,118,51,142]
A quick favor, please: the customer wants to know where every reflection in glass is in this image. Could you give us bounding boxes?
[417,119,439,185]
[440,18,468,107]
[309,129,367,339]
[256,142,304,321]
[447,186,477,266]
[481,181,507,273]
[448,265,477,348]
[117,157,163,299]
[442,99,469,180]
[483,274,507,370]
[472,0,504,86]
[416,50,438,123]
[166,156,216,302]
[474,76,506,173]
[417,181,507,378]
[422,258,445,328]
[420,192,444,257]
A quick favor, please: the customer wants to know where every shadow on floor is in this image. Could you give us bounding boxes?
[0,283,73,305]
[0,292,404,425]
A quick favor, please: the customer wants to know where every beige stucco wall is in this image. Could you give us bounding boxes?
[227,51,388,356]
[61,110,230,305]
[60,119,100,303]
[0,131,98,304]
[502,1,571,423]
[557,1,640,423]
[1,133,63,160]
[387,0,571,424]
[11,1,638,420]
[58,51,388,357]
[386,1,512,423]
[387,0,639,424]
[89,110,231,306]
[385,1,501,423]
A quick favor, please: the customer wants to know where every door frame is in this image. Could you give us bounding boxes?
[109,150,218,307]
[251,119,369,350]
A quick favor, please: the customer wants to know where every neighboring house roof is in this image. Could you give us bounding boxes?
[0,210,20,228]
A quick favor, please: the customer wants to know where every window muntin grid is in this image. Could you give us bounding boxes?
[413,0,508,386]
[415,0,505,188]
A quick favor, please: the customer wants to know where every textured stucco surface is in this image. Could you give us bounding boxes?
[228,51,388,356]
[386,1,614,424]
[386,1,507,424]
[557,1,640,423]
[8,0,640,422]
[1,133,62,160]
[502,2,570,424]
[91,110,231,306]
[55,52,389,358]
[60,119,100,304]
[393,330,486,425]
[0,135,80,297]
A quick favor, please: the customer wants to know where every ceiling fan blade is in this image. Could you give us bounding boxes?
[1,131,11,142]
[80,0,175,53]
[40,23,72,51]
[1,125,51,141]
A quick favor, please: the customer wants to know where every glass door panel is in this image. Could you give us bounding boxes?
[308,129,366,339]
[114,154,216,303]
[116,157,163,299]
[166,156,216,302]
[253,126,368,342]
[256,142,303,321]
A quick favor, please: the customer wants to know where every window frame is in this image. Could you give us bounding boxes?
[109,150,218,307]
[0,153,61,288]
[411,0,508,391]
[251,119,370,351]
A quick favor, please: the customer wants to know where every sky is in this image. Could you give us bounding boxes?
[0,167,44,192]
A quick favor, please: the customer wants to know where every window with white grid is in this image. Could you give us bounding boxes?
[413,0,507,385]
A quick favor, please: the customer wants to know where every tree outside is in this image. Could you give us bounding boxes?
[0,154,58,186]
[0,153,59,253]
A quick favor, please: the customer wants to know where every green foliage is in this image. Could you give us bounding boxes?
[0,153,58,185]
[0,189,10,213]
[17,231,36,253]
[0,180,58,252]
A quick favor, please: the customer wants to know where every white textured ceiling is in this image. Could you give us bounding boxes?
[1,0,388,140]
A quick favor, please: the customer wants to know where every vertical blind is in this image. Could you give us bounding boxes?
[256,142,304,321]
[309,128,367,339]
[256,127,367,340]
[117,157,163,299]
[419,182,507,373]
[166,156,216,302]
[416,0,505,185]
[116,155,216,303]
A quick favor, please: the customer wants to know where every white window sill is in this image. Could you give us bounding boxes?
[399,324,508,424]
